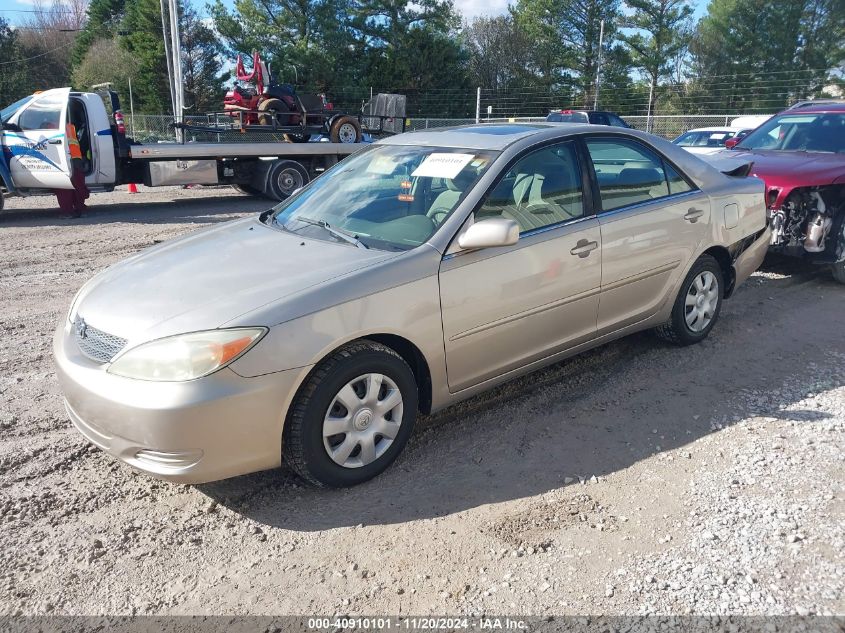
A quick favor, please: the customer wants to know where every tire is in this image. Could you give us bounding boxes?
[257,98,289,126]
[265,160,309,201]
[654,254,724,346]
[329,116,362,143]
[283,340,418,488]
[832,261,845,284]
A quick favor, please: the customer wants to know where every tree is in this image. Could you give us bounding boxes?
[509,0,630,104]
[180,3,228,112]
[463,15,534,91]
[689,0,844,112]
[211,0,359,90]
[72,36,140,98]
[73,0,126,66]
[0,18,32,106]
[620,0,693,117]
[17,0,87,92]
[120,0,171,112]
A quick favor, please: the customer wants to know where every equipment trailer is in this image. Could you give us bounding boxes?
[0,87,396,209]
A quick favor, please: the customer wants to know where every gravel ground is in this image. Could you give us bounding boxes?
[0,187,843,617]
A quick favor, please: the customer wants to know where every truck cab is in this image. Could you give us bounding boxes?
[1,88,118,195]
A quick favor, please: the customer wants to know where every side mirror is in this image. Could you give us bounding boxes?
[458,218,519,250]
[725,138,740,149]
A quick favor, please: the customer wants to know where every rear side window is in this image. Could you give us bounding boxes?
[586,138,696,211]
[547,112,589,123]
[666,164,693,195]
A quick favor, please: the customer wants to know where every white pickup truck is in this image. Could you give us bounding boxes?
[0,87,365,210]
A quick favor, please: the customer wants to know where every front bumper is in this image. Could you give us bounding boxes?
[53,321,308,484]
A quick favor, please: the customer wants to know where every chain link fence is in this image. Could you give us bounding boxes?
[125,112,769,143]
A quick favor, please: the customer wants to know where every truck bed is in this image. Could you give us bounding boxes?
[129,142,365,160]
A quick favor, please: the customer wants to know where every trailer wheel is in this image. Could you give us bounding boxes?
[329,116,362,144]
[266,160,309,201]
[258,98,290,126]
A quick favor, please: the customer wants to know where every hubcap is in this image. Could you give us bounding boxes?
[323,373,403,469]
[684,271,719,332]
[277,168,304,196]
[338,123,357,143]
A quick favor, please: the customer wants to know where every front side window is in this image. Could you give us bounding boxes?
[270,145,498,251]
[736,113,845,153]
[17,95,64,131]
[587,138,687,211]
[475,142,584,233]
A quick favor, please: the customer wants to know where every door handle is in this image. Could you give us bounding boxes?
[684,208,704,223]
[47,138,62,145]
[570,239,598,258]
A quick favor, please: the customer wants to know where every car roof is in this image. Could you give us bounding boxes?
[780,103,845,114]
[378,122,595,150]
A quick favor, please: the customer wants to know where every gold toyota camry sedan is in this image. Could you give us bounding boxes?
[54,124,770,487]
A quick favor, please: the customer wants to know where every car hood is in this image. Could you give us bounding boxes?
[715,149,845,188]
[73,216,397,344]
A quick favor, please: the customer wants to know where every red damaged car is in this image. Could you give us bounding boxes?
[722,103,845,282]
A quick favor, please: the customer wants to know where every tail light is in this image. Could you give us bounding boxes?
[114,110,126,135]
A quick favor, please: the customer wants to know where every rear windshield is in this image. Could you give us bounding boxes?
[546,112,589,123]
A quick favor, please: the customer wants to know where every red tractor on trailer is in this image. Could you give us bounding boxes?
[223,52,363,143]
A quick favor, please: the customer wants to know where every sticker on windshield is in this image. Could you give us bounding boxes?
[411,153,475,179]
[367,155,399,175]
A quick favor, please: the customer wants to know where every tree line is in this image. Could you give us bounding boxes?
[0,0,842,117]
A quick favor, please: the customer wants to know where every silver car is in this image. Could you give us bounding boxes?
[54,124,770,487]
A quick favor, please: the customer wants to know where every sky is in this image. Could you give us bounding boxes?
[0,0,709,26]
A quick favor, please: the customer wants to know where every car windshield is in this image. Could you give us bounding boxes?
[736,113,845,153]
[270,145,498,251]
[674,130,735,147]
[1,95,33,123]
[546,112,589,123]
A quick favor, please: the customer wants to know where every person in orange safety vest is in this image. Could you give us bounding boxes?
[54,122,90,218]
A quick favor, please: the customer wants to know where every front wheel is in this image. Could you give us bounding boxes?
[831,261,845,284]
[283,341,418,487]
[655,254,724,345]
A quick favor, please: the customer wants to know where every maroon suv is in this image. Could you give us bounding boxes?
[722,103,845,282]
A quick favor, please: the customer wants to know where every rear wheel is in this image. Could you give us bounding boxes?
[266,160,309,201]
[283,341,418,487]
[655,254,724,346]
[831,261,845,284]
[329,116,362,143]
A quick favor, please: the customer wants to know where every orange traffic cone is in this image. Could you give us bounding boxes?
[127,183,138,194]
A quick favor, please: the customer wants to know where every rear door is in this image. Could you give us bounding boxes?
[583,136,710,334]
[5,88,73,190]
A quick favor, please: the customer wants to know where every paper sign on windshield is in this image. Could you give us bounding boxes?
[412,153,475,179]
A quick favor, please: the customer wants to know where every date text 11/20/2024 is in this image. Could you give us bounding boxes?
[307,617,529,630]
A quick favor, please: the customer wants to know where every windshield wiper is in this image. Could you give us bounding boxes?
[293,217,369,249]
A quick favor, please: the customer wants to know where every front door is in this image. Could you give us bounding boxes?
[439,141,602,392]
[5,88,73,190]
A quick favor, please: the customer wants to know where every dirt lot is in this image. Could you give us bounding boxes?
[0,187,843,617]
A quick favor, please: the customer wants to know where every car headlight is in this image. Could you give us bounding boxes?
[107,328,267,381]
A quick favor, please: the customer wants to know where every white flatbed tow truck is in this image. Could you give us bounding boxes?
[0,88,371,210]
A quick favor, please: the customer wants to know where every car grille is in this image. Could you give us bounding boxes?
[73,316,127,363]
